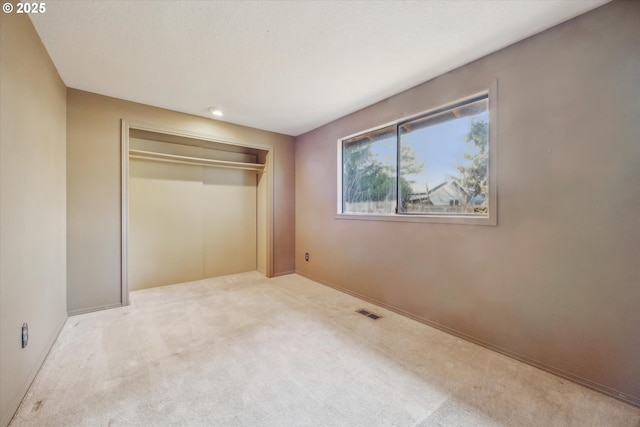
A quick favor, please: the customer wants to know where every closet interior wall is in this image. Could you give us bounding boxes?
[127,131,266,291]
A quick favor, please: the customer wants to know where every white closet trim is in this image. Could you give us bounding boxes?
[129,149,265,172]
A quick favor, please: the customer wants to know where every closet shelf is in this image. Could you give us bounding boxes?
[129,149,265,172]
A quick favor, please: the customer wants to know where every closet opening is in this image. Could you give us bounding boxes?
[121,121,273,305]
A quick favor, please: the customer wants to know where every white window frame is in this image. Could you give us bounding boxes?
[336,83,497,226]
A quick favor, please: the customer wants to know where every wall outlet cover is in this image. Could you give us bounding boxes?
[21,323,29,348]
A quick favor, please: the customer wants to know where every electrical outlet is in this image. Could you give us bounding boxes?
[21,323,29,348]
[305,252,309,262]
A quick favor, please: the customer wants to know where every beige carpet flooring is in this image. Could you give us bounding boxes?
[10,272,640,426]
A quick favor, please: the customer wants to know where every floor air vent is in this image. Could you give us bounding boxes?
[356,309,381,320]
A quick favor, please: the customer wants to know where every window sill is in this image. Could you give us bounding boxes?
[335,212,496,226]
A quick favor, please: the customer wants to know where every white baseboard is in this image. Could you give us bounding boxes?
[272,270,295,277]
[67,302,122,316]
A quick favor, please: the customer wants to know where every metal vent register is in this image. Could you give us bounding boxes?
[356,309,382,320]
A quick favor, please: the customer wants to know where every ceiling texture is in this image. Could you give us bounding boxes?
[30,0,607,136]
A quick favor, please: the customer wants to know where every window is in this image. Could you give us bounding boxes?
[342,125,397,214]
[339,91,495,224]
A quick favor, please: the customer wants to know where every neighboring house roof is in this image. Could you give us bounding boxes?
[409,181,469,205]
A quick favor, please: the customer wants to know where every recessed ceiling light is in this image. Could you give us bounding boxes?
[208,107,224,117]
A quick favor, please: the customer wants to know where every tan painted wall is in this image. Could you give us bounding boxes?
[0,8,68,427]
[67,90,295,313]
[295,1,640,405]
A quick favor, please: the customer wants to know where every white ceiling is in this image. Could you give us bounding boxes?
[30,0,607,136]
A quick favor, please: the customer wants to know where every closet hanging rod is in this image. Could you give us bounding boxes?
[129,149,265,172]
